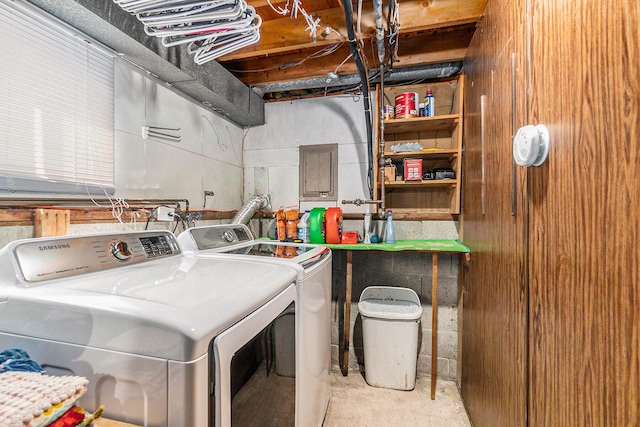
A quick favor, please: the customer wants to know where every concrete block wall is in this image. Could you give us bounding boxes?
[330,247,461,381]
[327,218,461,381]
[251,215,461,380]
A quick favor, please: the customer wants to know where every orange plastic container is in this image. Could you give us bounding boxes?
[325,207,343,244]
[341,231,358,244]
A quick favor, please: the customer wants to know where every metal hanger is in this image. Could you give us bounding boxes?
[113,0,262,64]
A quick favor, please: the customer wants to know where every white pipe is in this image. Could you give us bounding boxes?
[373,0,385,64]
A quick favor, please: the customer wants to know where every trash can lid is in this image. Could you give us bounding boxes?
[358,286,423,320]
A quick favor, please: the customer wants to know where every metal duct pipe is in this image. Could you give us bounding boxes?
[252,62,463,95]
[231,194,270,225]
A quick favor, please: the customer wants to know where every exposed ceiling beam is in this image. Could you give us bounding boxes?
[219,0,486,61]
[22,0,487,108]
[226,23,476,86]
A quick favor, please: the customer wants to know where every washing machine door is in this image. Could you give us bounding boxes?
[213,284,297,427]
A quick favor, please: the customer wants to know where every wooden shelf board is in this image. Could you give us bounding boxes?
[387,208,459,217]
[383,179,457,188]
[384,114,458,133]
[384,149,459,160]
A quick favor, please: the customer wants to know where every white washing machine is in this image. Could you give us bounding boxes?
[0,230,298,427]
[176,224,332,427]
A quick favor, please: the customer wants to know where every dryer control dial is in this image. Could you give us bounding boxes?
[223,230,237,243]
[110,241,132,261]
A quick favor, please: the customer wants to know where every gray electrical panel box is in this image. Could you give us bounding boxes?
[299,144,338,201]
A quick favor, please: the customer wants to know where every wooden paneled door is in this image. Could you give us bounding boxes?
[527,1,640,425]
[460,0,528,425]
[462,0,639,425]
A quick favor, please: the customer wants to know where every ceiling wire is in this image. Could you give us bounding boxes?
[387,0,400,67]
[357,0,365,49]
[266,0,324,41]
[255,0,410,106]
[283,83,364,100]
[278,41,344,69]
[227,28,344,73]
[334,52,354,74]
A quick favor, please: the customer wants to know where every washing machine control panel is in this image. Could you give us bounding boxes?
[13,231,181,283]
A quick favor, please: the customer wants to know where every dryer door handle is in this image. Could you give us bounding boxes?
[299,248,331,269]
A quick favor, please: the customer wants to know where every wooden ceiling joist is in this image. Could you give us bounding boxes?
[226,23,476,86]
[220,0,486,62]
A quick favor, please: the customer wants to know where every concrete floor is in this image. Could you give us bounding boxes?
[323,369,472,427]
[230,363,471,426]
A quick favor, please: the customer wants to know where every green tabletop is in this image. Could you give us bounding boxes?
[323,239,470,253]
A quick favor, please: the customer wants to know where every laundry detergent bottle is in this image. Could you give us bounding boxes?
[309,207,326,244]
[325,207,343,244]
[363,206,372,244]
[297,210,311,243]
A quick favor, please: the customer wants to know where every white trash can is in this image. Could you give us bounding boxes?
[358,286,423,391]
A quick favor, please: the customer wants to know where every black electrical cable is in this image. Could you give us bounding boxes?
[341,0,374,199]
[386,0,399,69]
[145,207,159,230]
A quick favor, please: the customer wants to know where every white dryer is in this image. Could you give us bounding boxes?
[176,224,332,427]
[0,230,298,427]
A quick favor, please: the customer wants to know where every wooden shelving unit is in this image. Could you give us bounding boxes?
[375,75,464,216]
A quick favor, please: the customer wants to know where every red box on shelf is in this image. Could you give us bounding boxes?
[403,159,422,181]
[341,231,358,244]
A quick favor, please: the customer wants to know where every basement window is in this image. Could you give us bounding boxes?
[299,144,338,201]
[0,0,116,196]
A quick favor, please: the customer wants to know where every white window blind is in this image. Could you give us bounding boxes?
[0,0,115,195]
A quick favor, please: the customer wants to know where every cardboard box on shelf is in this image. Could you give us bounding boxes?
[384,165,397,182]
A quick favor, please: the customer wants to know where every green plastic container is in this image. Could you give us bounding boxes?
[308,207,326,244]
